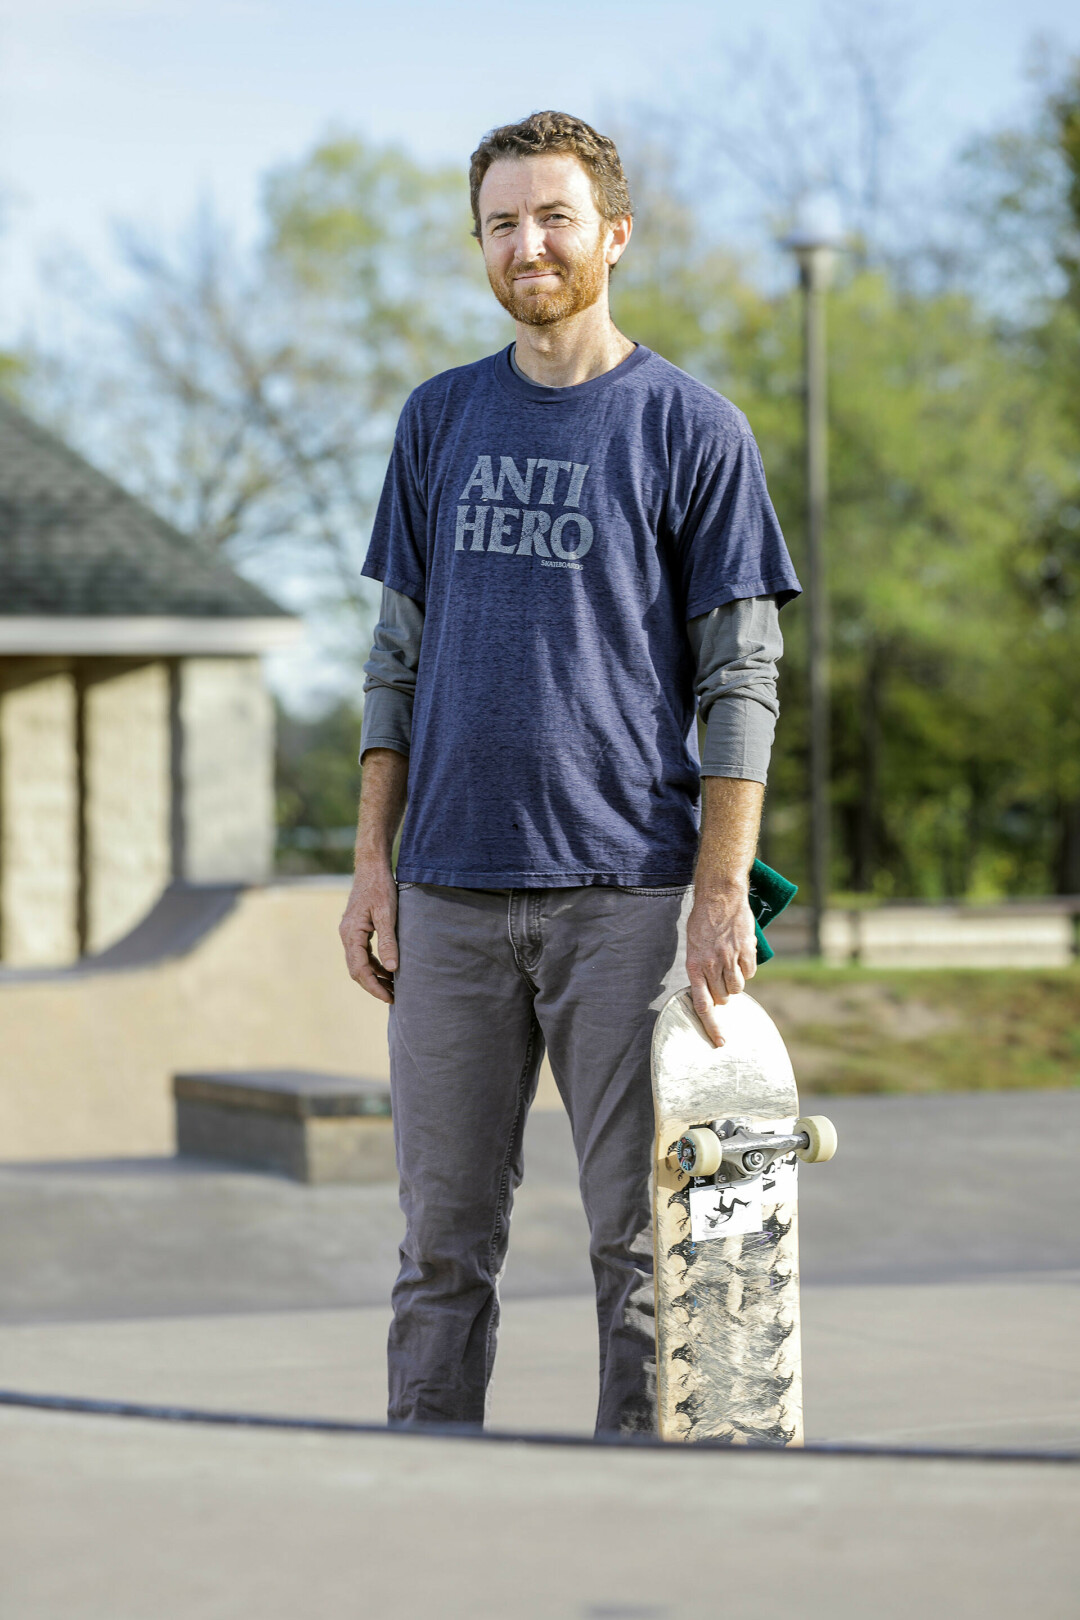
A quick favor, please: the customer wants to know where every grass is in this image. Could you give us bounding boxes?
[754,963,1080,1094]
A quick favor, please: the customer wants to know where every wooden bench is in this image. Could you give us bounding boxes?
[173,1069,395,1185]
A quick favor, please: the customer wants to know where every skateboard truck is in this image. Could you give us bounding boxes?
[670,1116,838,1180]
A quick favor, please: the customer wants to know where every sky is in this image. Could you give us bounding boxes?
[2,0,1078,707]
[2,0,1079,333]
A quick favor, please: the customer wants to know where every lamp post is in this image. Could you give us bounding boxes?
[783,194,844,959]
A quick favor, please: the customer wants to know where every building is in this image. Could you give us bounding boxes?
[0,396,300,966]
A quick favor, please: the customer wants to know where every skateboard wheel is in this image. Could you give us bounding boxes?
[796,1115,838,1164]
[675,1127,723,1178]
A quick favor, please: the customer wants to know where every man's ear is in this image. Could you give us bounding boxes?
[606,212,633,267]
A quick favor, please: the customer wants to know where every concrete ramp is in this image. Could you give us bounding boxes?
[88,884,245,971]
[0,884,245,982]
[0,878,393,1160]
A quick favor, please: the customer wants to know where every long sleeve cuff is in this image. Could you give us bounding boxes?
[699,693,777,783]
[360,585,424,762]
[689,595,782,784]
[360,687,413,760]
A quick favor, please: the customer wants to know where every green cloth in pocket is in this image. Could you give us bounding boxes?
[748,858,798,964]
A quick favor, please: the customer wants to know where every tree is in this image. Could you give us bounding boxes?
[662,2,950,285]
[22,134,503,674]
[960,57,1080,891]
[614,149,1069,898]
[275,698,365,874]
[20,60,1080,898]
[613,39,1080,900]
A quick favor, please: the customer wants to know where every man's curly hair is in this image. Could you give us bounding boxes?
[469,111,633,240]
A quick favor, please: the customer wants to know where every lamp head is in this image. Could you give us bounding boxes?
[781,189,846,283]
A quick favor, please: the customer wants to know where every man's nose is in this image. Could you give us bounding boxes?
[513,215,546,262]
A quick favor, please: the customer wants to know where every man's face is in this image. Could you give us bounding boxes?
[477,152,627,326]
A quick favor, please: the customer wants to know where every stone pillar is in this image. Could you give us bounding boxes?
[0,663,79,966]
[179,658,275,884]
[82,662,172,955]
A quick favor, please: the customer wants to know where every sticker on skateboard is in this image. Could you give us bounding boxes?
[689,1181,763,1240]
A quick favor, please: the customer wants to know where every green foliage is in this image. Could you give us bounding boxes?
[1051,65,1080,305]
[262,97,1080,903]
[19,133,504,670]
[275,700,363,874]
[613,120,1079,901]
[21,89,1080,902]
[262,133,500,404]
[0,352,26,396]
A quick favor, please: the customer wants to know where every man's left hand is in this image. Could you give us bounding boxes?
[685,883,757,1048]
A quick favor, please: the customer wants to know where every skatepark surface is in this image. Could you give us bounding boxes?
[1,1088,1078,1617]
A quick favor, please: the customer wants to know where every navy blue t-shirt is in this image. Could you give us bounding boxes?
[361,343,800,888]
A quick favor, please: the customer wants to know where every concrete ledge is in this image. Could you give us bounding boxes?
[826,907,1075,968]
[0,617,302,655]
[174,1069,395,1185]
[770,899,1080,967]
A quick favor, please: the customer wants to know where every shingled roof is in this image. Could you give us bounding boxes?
[0,396,291,620]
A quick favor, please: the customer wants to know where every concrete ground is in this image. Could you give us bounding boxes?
[1,1090,1078,1617]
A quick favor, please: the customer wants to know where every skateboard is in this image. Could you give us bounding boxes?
[651,987,837,1445]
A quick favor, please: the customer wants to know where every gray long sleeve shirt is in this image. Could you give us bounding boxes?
[361,585,782,783]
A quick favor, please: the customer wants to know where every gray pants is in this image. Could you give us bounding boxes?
[387,882,690,1435]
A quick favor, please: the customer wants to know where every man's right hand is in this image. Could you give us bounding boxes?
[341,747,409,1004]
[339,858,399,1004]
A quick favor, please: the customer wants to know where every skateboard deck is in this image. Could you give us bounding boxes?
[650,986,835,1446]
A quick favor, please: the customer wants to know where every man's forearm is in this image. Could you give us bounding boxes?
[695,776,765,894]
[355,747,409,865]
[686,776,765,1045]
[340,748,410,1003]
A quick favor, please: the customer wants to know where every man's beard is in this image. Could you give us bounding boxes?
[488,235,608,326]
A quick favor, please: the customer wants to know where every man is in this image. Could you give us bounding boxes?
[340,111,800,1434]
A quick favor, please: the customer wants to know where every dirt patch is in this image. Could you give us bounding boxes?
[752,979,958,1042]
[745,965,1080,1094]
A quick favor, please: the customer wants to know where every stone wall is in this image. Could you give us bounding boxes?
[180,658,275,885]
[0,654,277,966]
[0,662,79,966]
[84,662,172,954]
